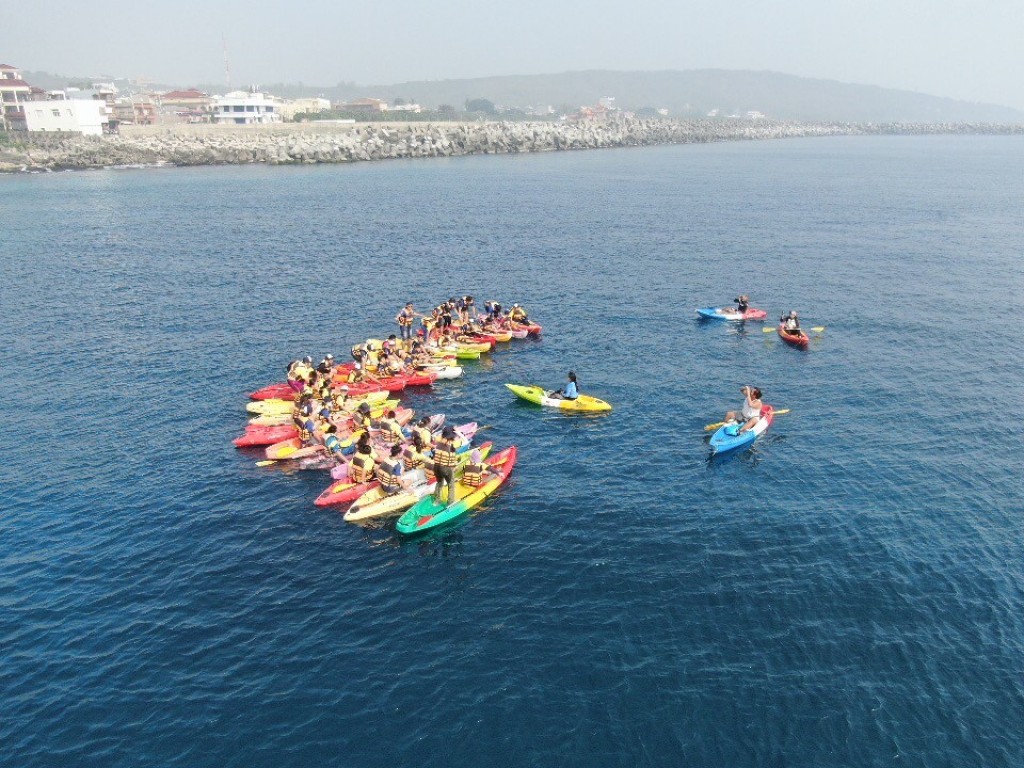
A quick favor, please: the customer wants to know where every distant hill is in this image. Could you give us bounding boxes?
[328,70,1023,123]
[20,68,1024,123]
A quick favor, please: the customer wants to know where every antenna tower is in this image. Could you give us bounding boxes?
[222,35,232,91]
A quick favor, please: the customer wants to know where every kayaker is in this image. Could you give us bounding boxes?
[375,445,406,495]
[412,417,434,448]
[348,442,376,484]
[402,433,430,474]
[781,310,801,335]
[351,401,373,430]
[508,303,528,324]
[431,426,460,507]
[317,354,335,375]
[461,449,485,487]
[395,302,421,346]
[548,371,579,400]
[321,424,346,461]
[374,409,406,443]
[439,302,454,331]
[733,295,750,314]
[724,386,763,434]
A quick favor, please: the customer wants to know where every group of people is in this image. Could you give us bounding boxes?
[395,297,532,343]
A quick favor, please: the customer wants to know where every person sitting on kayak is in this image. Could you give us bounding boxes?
[461,449,485,487]
[724,386,763,435]
[412,417,434,449]
[351,401,373,430]
[431,426,460,507]
[348,442,376,484]
[733,295,750,314]
[373,409,406,443]
[403,433,430,474]
[375,445,407,495]
[321,424,346,462]
[508,303,529,324]
[548,371,579,400]
[781,310,801,335]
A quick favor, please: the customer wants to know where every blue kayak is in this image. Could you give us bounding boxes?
[709,405,775,454]
[696,306,769,321]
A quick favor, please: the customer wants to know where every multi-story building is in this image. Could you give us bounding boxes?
[23,91,111,135]
[212,89,282,124]
[0,64,33,130]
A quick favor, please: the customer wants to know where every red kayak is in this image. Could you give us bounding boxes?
[510,323,542,337]
[315,478,379,507]
[401,371,437,387]
[233,425,299,447]
[250,383,297,401]
[777,324,810,348]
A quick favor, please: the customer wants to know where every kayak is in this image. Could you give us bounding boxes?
[505,328,529,339]
[453,341,491,353]
[505,383,612,412]
[401,371,437,387]
[508,323,542,337]
[314,477,378,507]
[396,446,518,535]
[250,383,298,401]
[344,442,494,522]
[246,391,389,415]
[696,306,768,321]
[265,438,323,461]
[709,405,775,454]
[777,324,810,348]
[419,365,463,380]
[232,424,298,447]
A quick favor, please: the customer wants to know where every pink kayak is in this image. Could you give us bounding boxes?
[233,425,299,447]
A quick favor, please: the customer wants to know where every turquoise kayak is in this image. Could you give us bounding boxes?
[709,405,775,454]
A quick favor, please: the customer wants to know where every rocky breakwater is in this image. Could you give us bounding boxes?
[2,117,1021,173]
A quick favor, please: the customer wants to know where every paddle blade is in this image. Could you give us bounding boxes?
[704,420,726,431]
[762,327,775,333]
[811,326,826,332]
[256,460,277,467]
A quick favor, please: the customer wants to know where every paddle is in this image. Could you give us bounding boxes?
[256,459,277,466]
[763,326,825,333]
[704,409,790,431]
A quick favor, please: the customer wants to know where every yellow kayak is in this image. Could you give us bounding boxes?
[245,391,389,415]
[505,384,612,412]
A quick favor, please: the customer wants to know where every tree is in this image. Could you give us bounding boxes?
[464,98,496,115]
[437,104,457,115]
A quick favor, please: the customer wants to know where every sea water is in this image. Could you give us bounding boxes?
[1,135,1022,767]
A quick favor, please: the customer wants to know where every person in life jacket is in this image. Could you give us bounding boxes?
[320,424,346,461]
[508,303,528,324]
[780,310,802,335]
[431,426,460,506]
[373,409,406,443]
[402,433,429,474]
[461,448,485,487]
[395,303,421,345]
[348,442,376,484]
[548,371,579,400]
[287,356,314,391]
[375,444,406,495]
[351,401,373,430]
[317,354,335,376]
[412,417,434,449]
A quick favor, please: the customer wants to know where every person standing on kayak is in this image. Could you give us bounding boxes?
[431,426,460,507]
[395,303,420,347]
[724,386,763,434]
[548,371,579,400]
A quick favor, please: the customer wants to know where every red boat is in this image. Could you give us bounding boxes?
[232,425,299,447]
[777,324,810,348]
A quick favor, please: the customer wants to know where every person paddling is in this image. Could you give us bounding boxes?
[780,310,801,336]
[733,295,750,315]
[548,371,579,401]
[724,386,763,435]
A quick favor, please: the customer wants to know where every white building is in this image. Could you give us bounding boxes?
[24,93,111,135]
[276,97,331,121]
[212,90,282,124]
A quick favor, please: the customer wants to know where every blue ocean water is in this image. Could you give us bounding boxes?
[1,136,1023,767]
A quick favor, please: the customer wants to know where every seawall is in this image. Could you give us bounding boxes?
[1,117,1021,173]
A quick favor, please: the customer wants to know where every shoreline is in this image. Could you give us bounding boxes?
[2,117,1022,174]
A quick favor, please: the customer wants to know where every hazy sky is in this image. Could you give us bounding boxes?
[4,0,1023,108]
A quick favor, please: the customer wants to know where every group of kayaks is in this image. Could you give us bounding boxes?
[697,297,824,454]
[234,302,546,535]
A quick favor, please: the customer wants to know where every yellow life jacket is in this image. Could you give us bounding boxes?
[432,439,459,469]
[349,454,375,484]
[413,426,432,447]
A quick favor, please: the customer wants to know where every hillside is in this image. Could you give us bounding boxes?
[20,68,1024,123]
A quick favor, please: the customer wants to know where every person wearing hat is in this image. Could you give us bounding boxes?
[508,303,528,324]
[548,371,579,401]
[780,310,802,336]
[431,426,460,506]
[351,400,373,430]
[317,354,335,375]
